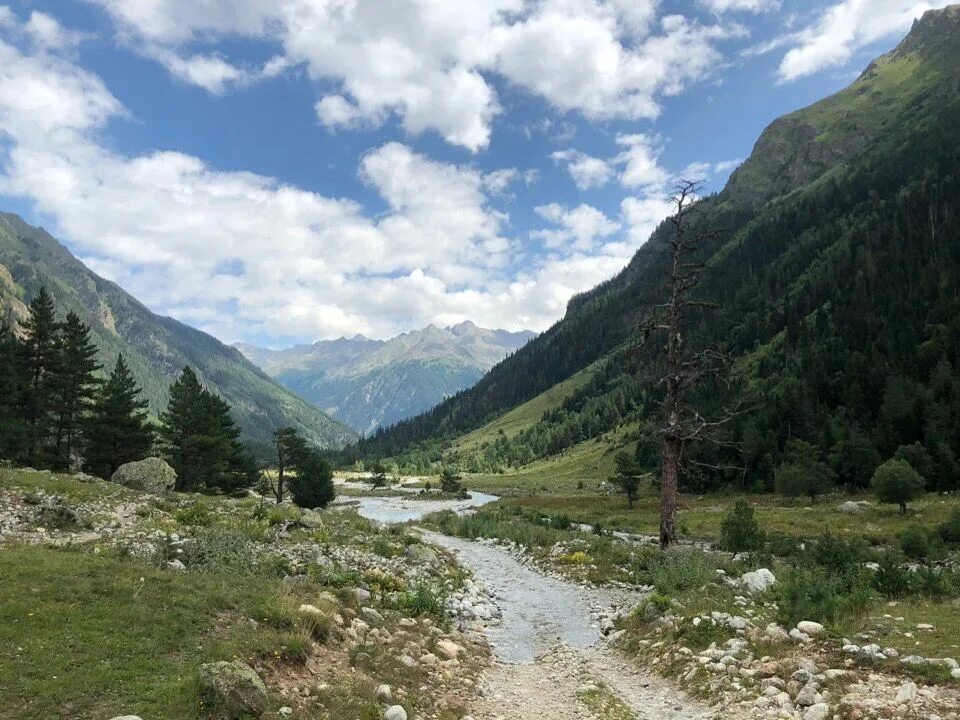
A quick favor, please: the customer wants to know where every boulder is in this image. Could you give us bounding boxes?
[111,457,177,493]
[384,706,408,720]
[197,660,268,720]
[839,501,870,514]
[895,681,917,704]
[37,499,81,527]
[376,684,392,701]
[803,703,830,720]
[796,621,825,638]
[405,543,439,566]
[741,569,776,593]
[436,639,463,659]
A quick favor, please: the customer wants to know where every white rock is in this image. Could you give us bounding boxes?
[796,621,824,638]
[384,706,407,720]
[803,703,830,720]
[895,681,917,704]
[376,684,392,701]
[741,569,777,593]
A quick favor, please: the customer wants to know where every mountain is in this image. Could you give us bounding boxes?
[236,322,535,434]
[0,213,357,454]
[347,5,960,492]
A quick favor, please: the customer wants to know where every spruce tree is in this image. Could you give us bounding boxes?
[52,311,100,470]
[159,366,256,492]
[21,287,59,468]
[0,323,26,461]
[84,354,153,478]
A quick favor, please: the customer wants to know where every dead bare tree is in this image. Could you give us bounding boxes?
[640,180,735,549]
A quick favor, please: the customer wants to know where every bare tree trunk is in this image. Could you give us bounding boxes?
[660,438,680,548]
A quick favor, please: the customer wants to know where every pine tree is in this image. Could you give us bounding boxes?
[159,366,256,493]
[159,366,208,491]
[21,287,59,468]
[84,354,154,479]
[0,323,26,461]
[52,311,100,470]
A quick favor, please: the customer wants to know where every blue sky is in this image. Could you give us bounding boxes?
[0,1,948,346]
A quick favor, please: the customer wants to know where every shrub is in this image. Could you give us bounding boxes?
[872,552,913,598]
[872,458,925,514]
[180,529,255,573]
[650,550,714,595]
[396,582,446,619]
[289,454,335,509]
[719,500,765,557]
[775,462,834,502]
[173,502,213,526]
[777,568,873,626]
[899,525,931,561]
[937,508,960,545]
[559,551,591,565]
[810,533,869,574]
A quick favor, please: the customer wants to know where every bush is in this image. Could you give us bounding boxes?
[775,462,834,502]
[899,525,931,560]
[396,582,446,619]
[719,500,765,557]
[173,502,213,526]
[937,508,960,545]
[872,458,925,514]
[777,568,874,626]
[180,529,255,573]
[288,454,335,509]
[650,550,714,595]
[809,534,869,574]
[872,552,913,598]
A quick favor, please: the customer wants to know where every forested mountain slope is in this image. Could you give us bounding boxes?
[347,5,960,491]
[237,322,534,435]
[0,214,356,454]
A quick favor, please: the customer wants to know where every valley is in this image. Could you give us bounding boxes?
[1,4,960,720]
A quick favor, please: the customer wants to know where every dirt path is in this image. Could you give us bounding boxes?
[471,643,716,720]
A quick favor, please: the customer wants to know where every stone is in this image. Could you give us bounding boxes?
[109,717,144,720]
[111,457,177,493]
[895,681,917,704]
[405,543,439,566]
[384,706,408,720]
[794,683,819,706]
[839,501,870,514]
[741,569,777,593]
[436,639,463,659]
[37,500,82,527]
[167,559,186,571]
[353,588,372,604]
[796,621,825,638]
[765,623,790,642]
[376,684,392,701]
[197,660,268,720]
[803,703,830,720]
[361,607,384,624]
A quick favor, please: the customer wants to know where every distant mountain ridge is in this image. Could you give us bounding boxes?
[0,213,356,454]
[236,322,535,434]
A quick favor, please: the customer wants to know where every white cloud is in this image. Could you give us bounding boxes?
[26,11,84,49]
[0,19,648,341]
[616,133,670,189]
[90,0,743,151]
[621,195,673,245]
[144,46,251,94]
[776,1,947,81]
[550,150,615,190]
[699,0,780,13]
[533,203,620,251]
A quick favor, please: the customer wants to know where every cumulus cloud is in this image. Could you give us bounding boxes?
[699,0,780,13]
[550,150,615,190]
[533,203,621,251]
[775,1,947,81]
[90,0,743,151]
[0,15,651,341]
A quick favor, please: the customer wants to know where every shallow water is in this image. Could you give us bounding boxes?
[421,530,642,663]
[341,491,500,524]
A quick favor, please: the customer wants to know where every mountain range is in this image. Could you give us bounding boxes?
[347,5,960,491]
[0,214,356,455]
[236,323,534,434]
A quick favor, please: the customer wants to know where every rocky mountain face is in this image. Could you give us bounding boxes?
[0,214,356,454]
[236,322,534,434]
[350,4,960,473]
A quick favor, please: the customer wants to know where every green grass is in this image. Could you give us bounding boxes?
[463,430,626,495]
[496,491,960,543]
[453,366,596,453]
[0,467,134,504]
[577,683,636,720]
[0,545,295,720]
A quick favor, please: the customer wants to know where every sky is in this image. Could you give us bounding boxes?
[0,0,950,347]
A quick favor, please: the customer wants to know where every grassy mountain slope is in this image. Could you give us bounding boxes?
[238,322,534,435]
[348,5,960,485]
[0,214,356,453]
